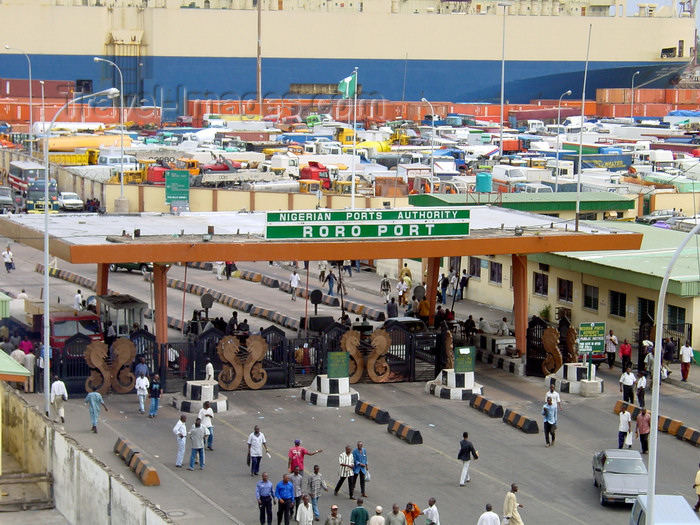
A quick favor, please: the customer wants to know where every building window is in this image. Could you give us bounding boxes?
[638,297,655,322]
[558,278,573,303]
[579,212,597,221]
[667,305,686,328]
[609,290,627,317]
[469,257,481,278]
[533,272,548,297]
[583,284,598,311]
[489,262,503,284]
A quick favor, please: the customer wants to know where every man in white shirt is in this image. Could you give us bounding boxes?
[247,425,268,476]
[680,340,696,382]
[605,330,619,369]
[636,371,647,408]
[290,270,300,301]
[368,506,385,525]
[198,401,214,451]
[50,375,68,423]
[497,317,510,336]
[422,498,440,525]
[295,494,314,525]
[205,358,215,382]
[476,503,500,525]
[3,247,13,273]
[16,289,28,300]
[173,415,187,467]
[73,289,84,310]
[619,365,637,404]
[545,384,562,410]
[135,371,150,414]
[618,409,632,449]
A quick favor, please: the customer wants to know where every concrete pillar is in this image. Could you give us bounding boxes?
[96,263,110,296]
[512,254,528,357]
[426,257,441,327]
[153,264,170,352]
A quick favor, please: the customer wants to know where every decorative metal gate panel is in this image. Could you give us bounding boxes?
[58,333,93,394]
[526,316,549,377]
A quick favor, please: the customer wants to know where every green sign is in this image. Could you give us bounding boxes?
[327,351,349,378]
[266,208,470,240]
[454,346,476,373]
[578,322,606,353]
[165,170,190,203]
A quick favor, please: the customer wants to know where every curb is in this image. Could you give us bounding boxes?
[469,394,504,418]
[354,400,391,424]
[386,418,423,444]
[502,408,539,434]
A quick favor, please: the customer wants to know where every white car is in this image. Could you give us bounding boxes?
[57,192,85,211]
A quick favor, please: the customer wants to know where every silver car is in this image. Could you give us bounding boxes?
[592,449,648,506]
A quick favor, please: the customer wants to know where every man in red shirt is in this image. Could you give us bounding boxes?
[619,338,632,372]
[288,439,322,473]
[635,408,651,454]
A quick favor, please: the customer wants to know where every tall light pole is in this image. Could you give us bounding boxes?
[42,87,119,416]
[40,81,45,125]
[555,89,572,192]
[421,97,435,193]
[498,2,512,157]
[94,57,125,198]
[630,70,640,124]
[5,45,33,157]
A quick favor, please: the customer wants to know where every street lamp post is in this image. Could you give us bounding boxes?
[421,97,435,193]
[630,70,640,124]
[555,89,572,192]
[42,87,119,416]
[94,57,125,198]
[5,45,33,157]
[40,81,45,125]
[498,3,512,157]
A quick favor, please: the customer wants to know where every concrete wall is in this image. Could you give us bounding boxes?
[1,384,172,525]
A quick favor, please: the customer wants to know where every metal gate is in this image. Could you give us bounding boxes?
[190,327,224,381]
[57,333,93,394]
[662,323,692,361]
[382,323,414,381]
[130,329,158,373]
[526,316,549,377]
[261,326,294,389]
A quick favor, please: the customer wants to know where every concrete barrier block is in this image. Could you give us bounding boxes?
[355,400,391,424]
[386,418,423,444]
[502,408,539,434]
[469,394,504,418]
[129,453,161,486]
[613,400,642,420]
[675,425,700,446]
[658,415,683,436]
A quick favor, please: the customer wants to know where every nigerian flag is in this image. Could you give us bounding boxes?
[338,71,357,99]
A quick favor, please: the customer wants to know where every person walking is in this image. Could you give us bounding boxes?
[459,270,469,300]
[605,329,618,369]
[636,370,647,408]
[619,365,637,404]
[334,445,355,499]
[396,279,407,307]
[135,356,149,378]
[380,274,391,304]
[385,504,406,525]
[256,472,275,525]
[225,260,235,280]
[291,465,304,512]
[288,439,322,473]
[3,246,13,273]
[439,274,449,305]
[457,431,479,486]
[693,463,700,512]
[173,415,187,467]
[135,371,149,414]
[422,498,440,525]
[619,338,632,371]
[351,441,368,498]
[198,400,214,450]
[187,417,209,470]
[50,375,68,423]
[85,385,107,433]
[418,296,430,326]
[399,263,412,283]
[148,374,162,418]
[318,261,328,283]
[324,270,336,297]
[205,357,215,382]
[290,270,300,301]
[73,289,84,310]
[350,497,369,525]
[635,408,651,454]
[545,384,562,411]
[324,505,342,525]
[296,494,314,525]
[368,506,384,525]
[542,397,558,447]
[308,464,328,521]
[680,340,696,382]
[387,297,398,318]
[248,425,269,477]
[275,473,295,525]
[503,484,524,525]
[618,408,632,449]
[476,503,500,525]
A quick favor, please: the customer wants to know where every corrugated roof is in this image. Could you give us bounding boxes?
[530,221,700,297]
[410,192,636,211]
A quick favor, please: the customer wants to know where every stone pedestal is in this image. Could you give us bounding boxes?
[113,196,129,214]
[171,380,228,413]
[425,369,483,400]
[301,375,359,407]
[546,362,602,395]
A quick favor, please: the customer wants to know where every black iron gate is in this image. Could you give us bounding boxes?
[261,326,294,388]
[57,333,93,394]
[526,316,549,377]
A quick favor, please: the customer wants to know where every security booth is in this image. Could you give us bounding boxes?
[98,294,148,337]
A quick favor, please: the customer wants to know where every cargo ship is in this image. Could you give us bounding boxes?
[0,0,695,119]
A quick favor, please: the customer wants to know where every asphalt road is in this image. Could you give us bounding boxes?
[2,237,699,525]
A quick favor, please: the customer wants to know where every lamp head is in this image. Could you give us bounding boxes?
[93,57,102,63]
[421,97,428,103]
[4,45,11,50]
[105,87,120,99]
[564,90,572,96]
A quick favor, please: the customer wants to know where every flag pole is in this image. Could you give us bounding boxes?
[351,67,358,210]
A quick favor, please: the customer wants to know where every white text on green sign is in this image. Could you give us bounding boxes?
[578,322,606,353]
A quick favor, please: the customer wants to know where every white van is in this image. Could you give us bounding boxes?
[97,154,139,171]
[629,495,699,525]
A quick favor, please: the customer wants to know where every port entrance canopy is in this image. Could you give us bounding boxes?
[0,207,642,353]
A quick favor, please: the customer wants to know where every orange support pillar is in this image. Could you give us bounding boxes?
[152,264,170,351]
[96,263,109,296]
[426,257,441,327]
[512,254,528,358]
